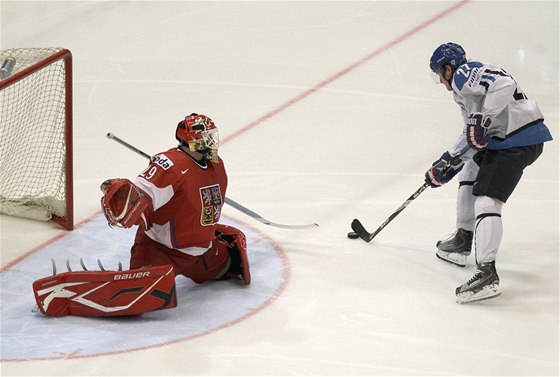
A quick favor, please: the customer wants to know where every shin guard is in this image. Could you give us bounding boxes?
[474,196,504,265]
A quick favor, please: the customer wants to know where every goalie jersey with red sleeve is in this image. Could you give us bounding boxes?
[133,147,227,256]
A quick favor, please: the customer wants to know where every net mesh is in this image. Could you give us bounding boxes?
[0,48,68,221]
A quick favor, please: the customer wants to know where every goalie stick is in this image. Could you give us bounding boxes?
[106,133,318,230]
[349,146,471,242]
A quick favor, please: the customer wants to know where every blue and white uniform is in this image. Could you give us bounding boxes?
[447,61,552,265]
[449,60,552,156]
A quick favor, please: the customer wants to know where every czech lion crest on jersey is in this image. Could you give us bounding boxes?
[199,184,223,225]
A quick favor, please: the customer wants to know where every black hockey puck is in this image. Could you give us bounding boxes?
[347,231,359,239]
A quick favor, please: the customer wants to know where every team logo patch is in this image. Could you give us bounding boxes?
[200,184,222,225]
[151,154,174,170]
[467,67,482,88]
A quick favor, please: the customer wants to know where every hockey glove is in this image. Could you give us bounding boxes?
[466,113,491,150]
[424,151,464,188]
[100,178,149,228]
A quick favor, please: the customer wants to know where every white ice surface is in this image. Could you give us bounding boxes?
[1,1,558,376]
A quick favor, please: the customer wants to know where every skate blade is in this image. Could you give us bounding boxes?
[436,250,468,267]
[456,284,502,304]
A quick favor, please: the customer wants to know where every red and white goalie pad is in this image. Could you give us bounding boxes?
[32,265,177,317]
[215,224,250,285]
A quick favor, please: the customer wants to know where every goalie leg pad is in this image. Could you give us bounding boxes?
[214,224,250,285]
[33,265,177,317]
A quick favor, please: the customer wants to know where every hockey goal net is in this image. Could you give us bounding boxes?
[0,48,73,230]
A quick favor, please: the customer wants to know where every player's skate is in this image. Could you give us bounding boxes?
[436,228,473,267]
[455,261,501,304]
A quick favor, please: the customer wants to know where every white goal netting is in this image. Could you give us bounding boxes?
[0,48,71,226]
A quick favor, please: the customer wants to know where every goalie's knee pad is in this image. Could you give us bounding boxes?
[215,224,250,285]
[32,265,177,316]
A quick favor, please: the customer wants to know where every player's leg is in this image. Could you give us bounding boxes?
[436,156,478,267]
[130,228,178,271]
[130,228,224,283]
[174,224,250,285]
[455,195,503,303]
[130,226,249,285]
[456,145,543,303]
[214,224,250,285]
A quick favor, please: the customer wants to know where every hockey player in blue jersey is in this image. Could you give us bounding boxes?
[424,42,553,303]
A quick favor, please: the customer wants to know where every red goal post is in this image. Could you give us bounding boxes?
[0,48,73,230]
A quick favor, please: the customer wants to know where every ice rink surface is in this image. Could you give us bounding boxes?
[1,1,558,376]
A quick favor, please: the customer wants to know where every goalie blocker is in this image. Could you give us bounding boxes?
[32,265,177,316]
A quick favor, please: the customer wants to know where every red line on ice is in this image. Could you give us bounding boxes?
[221,0,470,145]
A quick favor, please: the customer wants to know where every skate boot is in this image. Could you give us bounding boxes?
[455,261,502,304]
[436,228,473,267]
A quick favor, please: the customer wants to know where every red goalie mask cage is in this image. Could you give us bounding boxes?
[0,48,73,230]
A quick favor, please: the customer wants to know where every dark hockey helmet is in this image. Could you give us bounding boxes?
[176,113,219,162]
[429,42,467,74]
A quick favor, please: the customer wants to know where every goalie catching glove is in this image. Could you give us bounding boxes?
[100,178,150,229]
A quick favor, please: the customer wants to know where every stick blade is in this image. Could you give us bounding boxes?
[351,219,374,242]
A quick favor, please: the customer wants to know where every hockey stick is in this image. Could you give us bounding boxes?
[349,183,429,242]
[106,133,318,229]
[349,146,471,242]
[222,196,319,229]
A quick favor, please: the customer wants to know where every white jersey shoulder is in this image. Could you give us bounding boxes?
[451,60,544,139]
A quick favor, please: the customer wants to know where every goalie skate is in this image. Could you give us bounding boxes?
[436,228,473,267]
[456,261,502,304]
